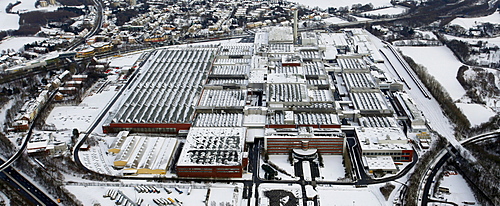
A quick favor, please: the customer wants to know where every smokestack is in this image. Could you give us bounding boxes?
[293,7,298,44]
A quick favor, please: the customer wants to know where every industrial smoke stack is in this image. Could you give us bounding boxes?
[293,7,298,44]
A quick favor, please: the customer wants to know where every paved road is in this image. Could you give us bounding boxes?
[66,0,103,51]
[0,159,58,206]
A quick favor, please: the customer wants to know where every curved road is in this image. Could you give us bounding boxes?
[65,0,104,51]
[420,131,500,206]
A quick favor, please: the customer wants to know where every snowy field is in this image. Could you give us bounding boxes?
[456,103,496,126]
[444,34,500,46]
[397,46,466,100]
[0,1,20,31]
[0,0,60,31]
[398,45,498,125]
[66,183,243,206]
[46,85,118,132]
[449,11,500,30]
[362,6,407,16]
[323,17,349,24]
[9,0,59,13]
[292,0,393,9]
[317,185,384,206]
[0,37,48,52]
[436,173,478,205]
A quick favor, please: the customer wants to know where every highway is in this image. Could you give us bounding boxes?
[0,158,58,206]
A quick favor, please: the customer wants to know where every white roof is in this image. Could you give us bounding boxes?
[364,156,397,171]
[268,27,293,43]
[177,127,246,166]
[356,127,412,151]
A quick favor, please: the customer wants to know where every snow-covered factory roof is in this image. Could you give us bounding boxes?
[111,135,178,172]
[267,84,309,104]
[268,27,293,43]
[177,127,246,166]
[308,89,334,102]
[219,44,254,56]
[267,112,340,126]
[358,116,398,128]
[350,92,391,113]
[194,113,243,127]
[109,47,217,124]
[343,72,377,92]
[197,89,247,109]
[214,58,251,65]
[268,43,295,53]
[302,62,326,76]
[337,58,369,71]
[355,127,412,151]
[206,79,248,87]
[318,32,349,47]
[210,65,250,77]
[299,49,321,60]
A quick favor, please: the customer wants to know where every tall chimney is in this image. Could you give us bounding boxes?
[293,7,298,44]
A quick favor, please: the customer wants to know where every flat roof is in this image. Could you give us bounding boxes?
[364,156,397,171]
[177,127,246,166]
[356,127,412,151]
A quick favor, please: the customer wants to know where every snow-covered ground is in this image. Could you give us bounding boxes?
[0,1,20,31]
[397,46,466,100]
[258,183,302,205]
[66,182,243,206]
[0,37,48,52]
[436,172,478,205]
[0,0,60,31]
[323,17,349,24]
[0,98,14,133]
[362,6,408,16]
[364,30,459,146]
[79,141,117,175]
[449,11,500,30]
[262,155,345,181]
[456,103,496,126]
[318,155,345,181]
[46,85,118,132]
[443,34,500,66]
[263,155,297,180]
[317,185,384,206]
[106,52,144,68]
[292,0,393,9]
[9,0,59,13]
[397,45,499,125]
[0,191,10,206]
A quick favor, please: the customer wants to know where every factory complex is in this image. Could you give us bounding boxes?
[98,26,427,178]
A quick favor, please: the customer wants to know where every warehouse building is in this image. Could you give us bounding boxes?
[176,127,247,178]
[102,47,217,133]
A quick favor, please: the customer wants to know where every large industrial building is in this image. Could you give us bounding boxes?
[103,47,218,133]
[101,26,423,178]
